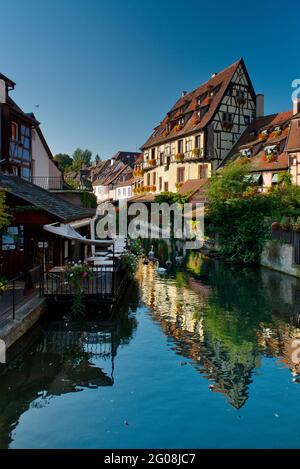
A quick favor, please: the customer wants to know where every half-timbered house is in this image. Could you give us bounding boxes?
[140,58,259,194]
[0,72,62,188]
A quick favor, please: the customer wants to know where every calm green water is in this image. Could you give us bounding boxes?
[1,255,300,448]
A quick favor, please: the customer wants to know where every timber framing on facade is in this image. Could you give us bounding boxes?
[139,58,258,195]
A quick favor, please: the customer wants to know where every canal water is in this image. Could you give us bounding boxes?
[1,254,300,448]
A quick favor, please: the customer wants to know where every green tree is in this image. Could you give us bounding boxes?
[72,148,92,170]
[207,162,273,264]
[53,153,73,173]
[208,161,251,204]
[95,154,101,164]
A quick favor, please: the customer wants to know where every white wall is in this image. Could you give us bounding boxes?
[31,129,61,184]
[93,185,109,203]
[116,185,132,200]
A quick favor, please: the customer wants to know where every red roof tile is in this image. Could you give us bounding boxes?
[141,59,254,150]
[285,116,300,152]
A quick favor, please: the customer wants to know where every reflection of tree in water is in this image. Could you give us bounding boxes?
[0,285,138,449]
[138,253,300,410]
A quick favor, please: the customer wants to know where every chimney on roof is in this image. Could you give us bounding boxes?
[256,94,264,118]
[293,96,300,115]
[211,73,218,78]
[181,91,187,97]
[0,79,6,104]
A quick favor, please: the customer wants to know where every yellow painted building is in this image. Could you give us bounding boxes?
[139,58,258,196]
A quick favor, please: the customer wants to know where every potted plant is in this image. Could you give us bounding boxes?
[174,124,183,132]
[258,132,268,141]
[266,154,276,163]
[175,152,184,162]
[175,182,183,191]
[269,129,282,139]
[281,216,291,231]
[150,185,156,192]
[65,263,93,318]
[192,148,201,158]
[148,159,156,166]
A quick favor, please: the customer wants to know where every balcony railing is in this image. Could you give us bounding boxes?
[30,176,64,190]
[30,176,92,191]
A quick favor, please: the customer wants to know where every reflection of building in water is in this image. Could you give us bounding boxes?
[0,311,137,448]
[137,260,300,409]
[137,261,207,337]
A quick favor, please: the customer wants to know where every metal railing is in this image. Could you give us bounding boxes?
[43,262,127,302]
[0,265,43,324]
[30,176,64,190]
[272,228,300,264]
[30,176,92,191]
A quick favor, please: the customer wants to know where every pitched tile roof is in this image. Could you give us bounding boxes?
[285,115,300,152]
[141,59,254,150]
[114,179,134,188]
[247,151,289,172]
[92,162,129,186]
[224,110,293,172]
[128,194,155,203]
[0,174,95,222]
[179,178,209,196]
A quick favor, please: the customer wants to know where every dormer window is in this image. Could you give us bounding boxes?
[223,112,233,123]
[265,145,277,155]
[241,148,251,157]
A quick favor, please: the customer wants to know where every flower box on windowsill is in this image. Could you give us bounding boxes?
[269,130,282,140]
[148,159,156,167]
[192,148,202,158]
[202,96,212,106]
[174,124,183,132]
[222,121,233,131]
[236,97,246,106]
[263,153,277,163]
[258,132,268,141]
[175,153,184,162]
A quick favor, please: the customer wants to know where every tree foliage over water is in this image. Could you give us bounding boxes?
[207,162,296,264]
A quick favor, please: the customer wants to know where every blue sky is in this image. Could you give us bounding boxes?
[0,0,299,159]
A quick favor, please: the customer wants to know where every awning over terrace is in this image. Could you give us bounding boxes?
[43,223,114,246]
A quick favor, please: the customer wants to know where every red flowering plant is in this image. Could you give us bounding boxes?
[269,129,282,139]
[202,96,212,106]
[258,132,268,141]
[174,124,183,132]
[65,262,93,318]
